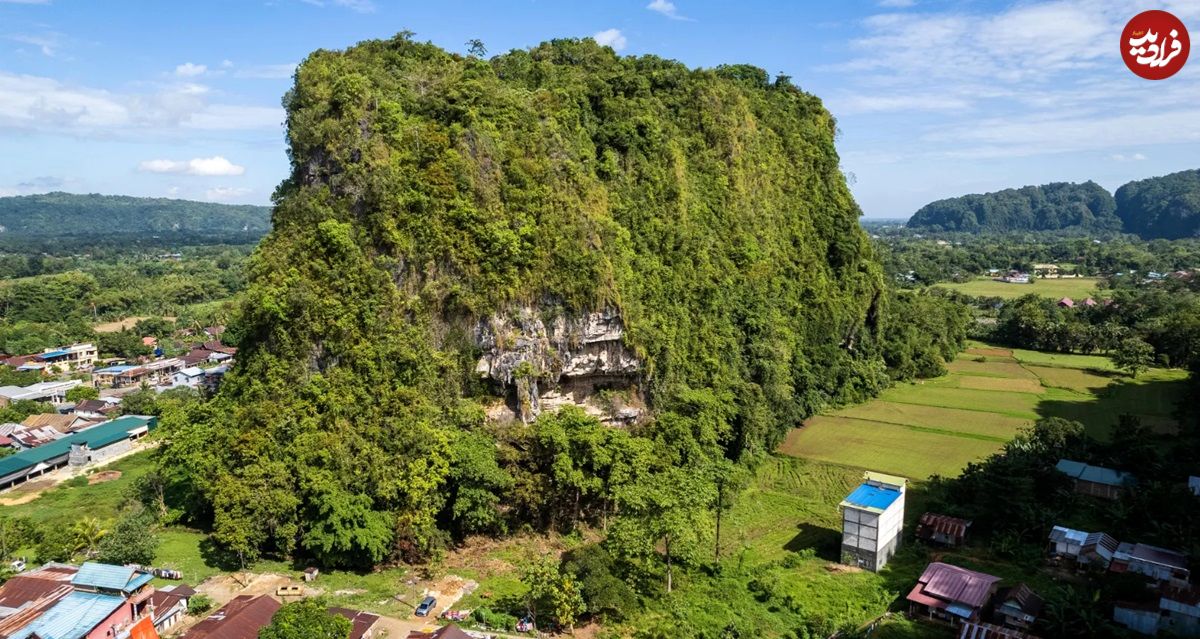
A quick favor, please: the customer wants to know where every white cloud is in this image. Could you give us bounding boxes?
[877,0,915,6]
[205,186,252,202]
[1111,153,1148,162]
[592,29,627,52]
[299,0,374,12]
[174,62,207,77]
[646,0,691,21]
[831,94,970,115]
[0,71,285,136]
[220,59,234,68]
[0,176,70,197]
[138,156,246,176]
[233,63,297,79]
[9,33,62,57]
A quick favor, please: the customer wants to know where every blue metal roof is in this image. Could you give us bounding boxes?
[94,365,137,373]
[39,350,70,360]
[9,591,124,639]
[1056,459,1135,487]
[842,483,902,512]
[72,562,138,591]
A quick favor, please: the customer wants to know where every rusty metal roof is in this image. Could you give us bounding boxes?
[916,562,1001,609]
[917,512,972,540]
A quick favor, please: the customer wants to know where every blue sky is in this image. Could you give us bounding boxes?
[0,0,1197,218]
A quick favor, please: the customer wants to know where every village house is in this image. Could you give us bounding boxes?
[1001,271,1030,284]
[0,416,156,490]
[1032,263,1060,278]
[1047,526,1119,568]
[330,607,382,639]
[408,624,474,639]
[992,584,1044,631]
[202,364,230,394]
[171,366,205,389]
[1114,587,1200,637]
[20,413,96,436]
[0,379,84,406]
[1057,297,1075,308]
[957,621,1038,638]
[907,562,1001,626]
[1055,459,1136,500]
[33,343,98,372]
[146,583,194,633]
[183,594,281,639]
[93,358,183,389]
[1112,543,1190,586]
[71,398,121,421]
[916,513,972,547]
[840,471,907,572]
[4,562,157,639]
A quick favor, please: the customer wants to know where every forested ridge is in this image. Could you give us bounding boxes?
[906,181,1120,233]
[906,170,1200,239]
[154,33,963,583]
[0,192,270,236]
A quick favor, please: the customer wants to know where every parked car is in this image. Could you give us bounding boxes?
[415,595,437,617]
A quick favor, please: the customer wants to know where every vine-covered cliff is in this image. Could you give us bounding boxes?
[162,34,891,567]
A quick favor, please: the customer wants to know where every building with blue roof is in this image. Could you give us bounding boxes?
[840,471,908,572]
[1056,459,1136,500]
[9,590,129,639]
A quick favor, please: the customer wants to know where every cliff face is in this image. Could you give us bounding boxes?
[186,34,888,566]
[474,307,641,422]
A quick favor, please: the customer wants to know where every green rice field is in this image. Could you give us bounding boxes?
[935,276,1103,300]
[780,343,1189,480]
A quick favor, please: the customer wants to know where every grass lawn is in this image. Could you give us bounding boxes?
[1025,365,1114,393]
[2,450,156,526]
[947,356,1039,379]
[780,416,1005,480]
[935,276,1104,300]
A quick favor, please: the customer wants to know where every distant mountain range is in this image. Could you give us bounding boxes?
[0,192,271,237]
[906,169,1200,239]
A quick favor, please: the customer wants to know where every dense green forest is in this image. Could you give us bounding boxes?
[906,181,1120,233]
[155,34,966,583]
[1115,169,1200,240]
[0,243,249,356]
[0,192,270,237]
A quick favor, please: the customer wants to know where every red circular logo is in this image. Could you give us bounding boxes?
[1122,10,1189,80]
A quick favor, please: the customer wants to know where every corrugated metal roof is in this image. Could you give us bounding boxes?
[841,483,902,512]
[863,471,907,489]
[917,513,971,540]
[1055,459,1135,487]
[0,416,155,480]
[917,562,1001,609]
[38,350,70,360]
[72,562,137,591]
[9,590,124,639]
[1048,526,1087,545]
[1131,543,1188,569]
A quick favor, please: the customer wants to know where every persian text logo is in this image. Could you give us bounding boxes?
[1122,10,1189,80]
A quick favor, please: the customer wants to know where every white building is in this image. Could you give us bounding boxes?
[0,379,84,406]
[840,471,907,571]
[171,367,205,388]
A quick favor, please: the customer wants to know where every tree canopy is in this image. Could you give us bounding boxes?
[1115,168,1200,240]
[907,181,1120,233]
[0,192,270,237]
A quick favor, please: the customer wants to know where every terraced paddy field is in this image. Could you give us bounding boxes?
[781,344,1189,479]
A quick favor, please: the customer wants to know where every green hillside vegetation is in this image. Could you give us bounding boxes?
[0,192,270,237]
[1115,168,1200,240]
[156,32,971,591]
[906,181,1120,233]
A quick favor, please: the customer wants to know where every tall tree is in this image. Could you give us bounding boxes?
[260,599,351,639]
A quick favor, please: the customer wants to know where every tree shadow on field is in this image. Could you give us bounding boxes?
[1034,373,1189,439]
[783,523,841,560]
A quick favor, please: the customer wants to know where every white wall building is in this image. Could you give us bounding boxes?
[840,471,907,572]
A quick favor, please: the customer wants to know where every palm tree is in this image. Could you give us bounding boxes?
[72,517,108,558]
